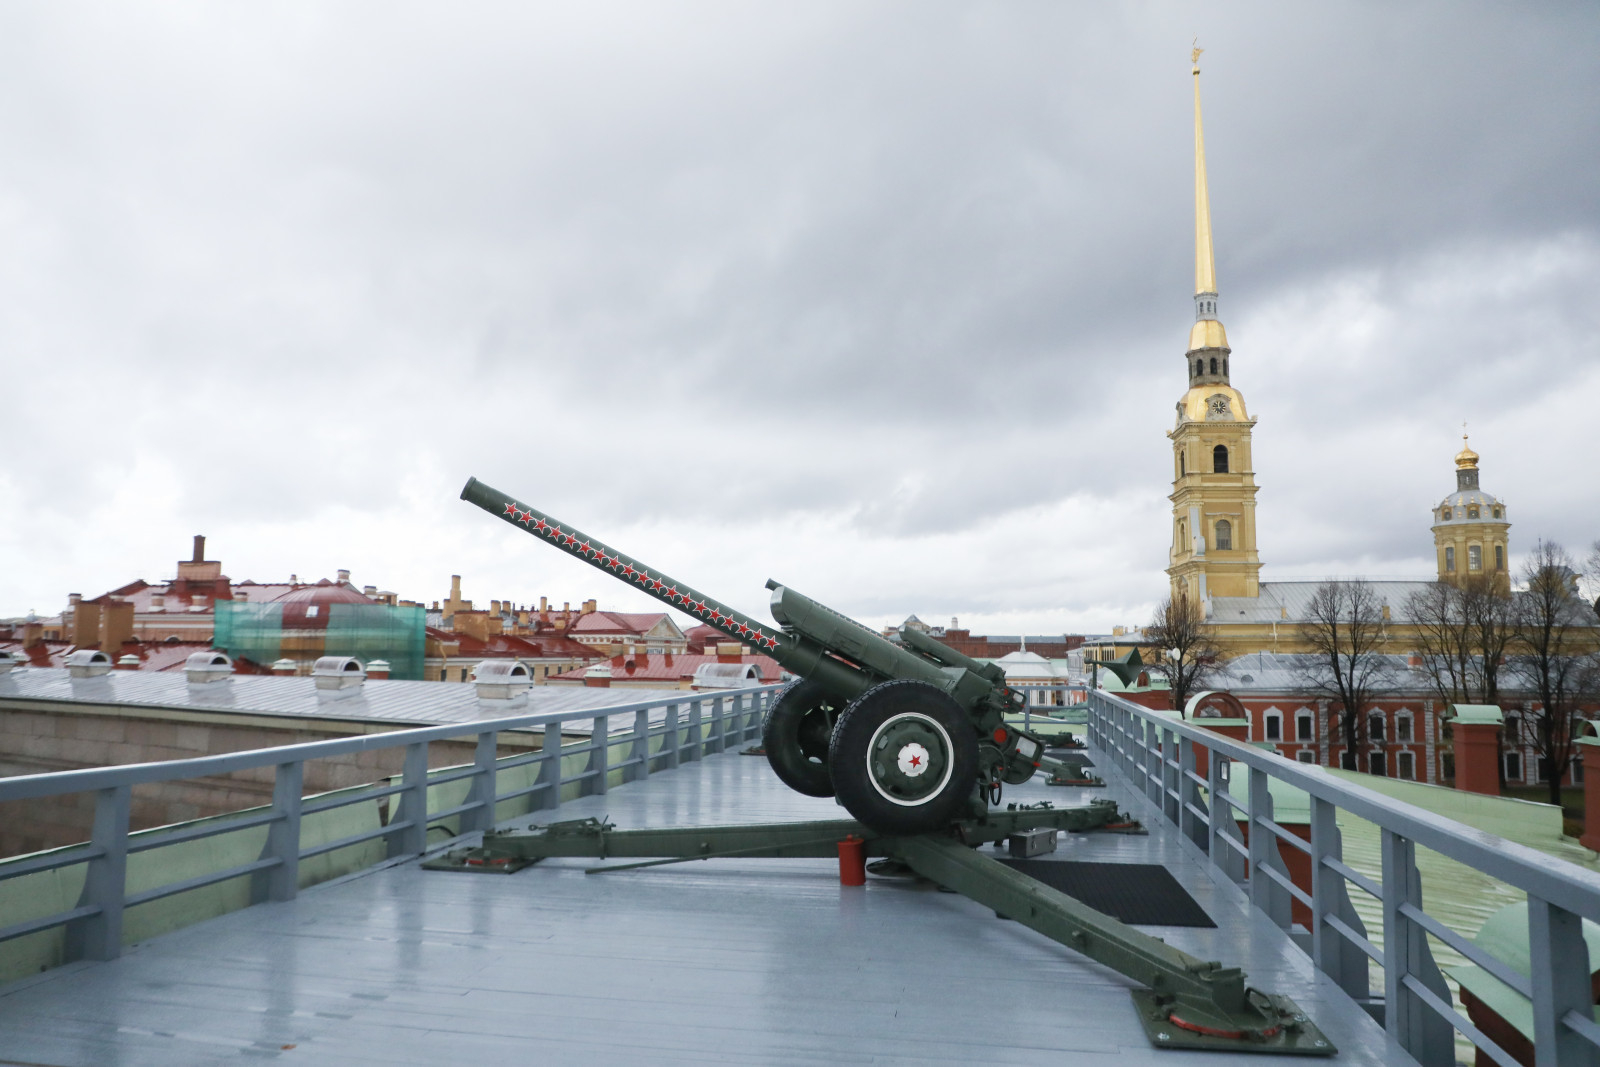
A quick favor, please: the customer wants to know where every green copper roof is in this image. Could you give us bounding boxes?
[1448,703,1504,724]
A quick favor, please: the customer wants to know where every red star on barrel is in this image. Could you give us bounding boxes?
[549,526,564,542]
[649,577,664,592]
[518,512,534,524]
[709,610,724,624]
[594,551,611,567]
[503,502,518,516]
[737,622,752,637]
[763,635,779,650]
[533,519,549,533]
[690,599,705,614]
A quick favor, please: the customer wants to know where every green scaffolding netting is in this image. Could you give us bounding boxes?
[213,601,426,680]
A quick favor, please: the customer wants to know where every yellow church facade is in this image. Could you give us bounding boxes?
[1163,53,1508,660]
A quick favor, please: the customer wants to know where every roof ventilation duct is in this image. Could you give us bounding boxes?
[473,659,532,705]
[185,650,235,684]
[65,649,113,678]
[312,655,366,698]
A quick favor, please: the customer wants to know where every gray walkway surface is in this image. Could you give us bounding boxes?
[0,746,1402,1065]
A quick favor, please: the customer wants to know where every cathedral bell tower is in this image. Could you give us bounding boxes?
[1168,47,1262,607]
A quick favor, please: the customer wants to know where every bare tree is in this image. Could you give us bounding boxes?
[1460,573,1515,705]
[1508,540,1600,806]
[1145,595,1222,714]
[1299,580,1393,772]
[1406,581,1476,707]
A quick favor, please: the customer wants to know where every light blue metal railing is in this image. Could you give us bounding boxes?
[1085,687,1600,1067]
[0,685,780,967]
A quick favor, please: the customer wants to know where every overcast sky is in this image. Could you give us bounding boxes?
[2,3,1596,636]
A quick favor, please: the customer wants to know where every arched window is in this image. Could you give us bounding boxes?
[1212,445,1229,473]
[1445,546,1456,571]
[1195,358,1203,377]
[1396,712,1413,742]
[1264,710,1281,741]
[1369,714,1385,741]
[1215,519,1232,550]
[1495,545,1504,571]
[1468,545,1482,571]
[1209,357,1218,375]
[1179,452,1186,476]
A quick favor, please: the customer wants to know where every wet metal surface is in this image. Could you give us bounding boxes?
[0,747,1404,1065]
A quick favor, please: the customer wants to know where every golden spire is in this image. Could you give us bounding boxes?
[1192,42,1217,298]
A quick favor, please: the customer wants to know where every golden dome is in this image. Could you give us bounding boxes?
[1188,319,1229,351]
[1455,434,1479,470]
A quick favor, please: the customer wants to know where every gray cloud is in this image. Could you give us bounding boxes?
[2,2,1596,633]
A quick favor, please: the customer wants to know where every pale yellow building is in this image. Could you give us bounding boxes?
[1431,437,1512,594]
[1167,48,1263,608]
[1160,53,1500,660]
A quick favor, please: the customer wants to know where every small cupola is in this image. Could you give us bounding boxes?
[473,659,532,704]
[311,655,366,695]
[184,650,234,684]
[65,649,113,678]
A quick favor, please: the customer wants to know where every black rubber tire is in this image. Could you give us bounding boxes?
[761,678,840,798]
[828,679,980,835]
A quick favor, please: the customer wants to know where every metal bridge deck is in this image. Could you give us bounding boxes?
[0,747,1400,1065]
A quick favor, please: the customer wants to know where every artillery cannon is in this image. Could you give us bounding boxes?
[461,476,1047,835]
[450,477,1336,1054]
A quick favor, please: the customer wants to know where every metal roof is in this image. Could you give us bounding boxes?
[0,667,684,733]
[0,743,1396,1064]
[1208,579,1439,626]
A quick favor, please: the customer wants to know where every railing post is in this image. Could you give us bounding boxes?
[709,697,726,754]
[666,702,682,770]
[1208,752,1245,885]
[461,731,497,835]
[388,741,429,858]
[1528,895,1594,1066]
[688,699,704,761]
[263,761,303,902]
[1247,767,1292,931]
[68,784,130,961]
[1161,726,1179,826]
[1310,796,1370,1001]
[593,714,610,794]
[538,723,562,810]
[1143,718,1161,807]
[1380,829,1453,1067]
[1178,735,1207,852]
[632,708,650,782]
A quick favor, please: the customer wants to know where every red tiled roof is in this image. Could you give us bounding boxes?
[549,652,781,683]
[569,611,671,636]
[0,640,74,668]
[429,630,603,661]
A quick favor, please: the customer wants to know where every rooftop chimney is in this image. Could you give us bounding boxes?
[271,658,297,675]
[366,659,391,680]
[337,569,351,583]
[539,596,548,613]
[192,534,206,562]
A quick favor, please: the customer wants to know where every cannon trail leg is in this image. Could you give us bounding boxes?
[891,835,1335,1056]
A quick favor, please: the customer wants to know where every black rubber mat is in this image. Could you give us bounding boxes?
[999,859,1216,927]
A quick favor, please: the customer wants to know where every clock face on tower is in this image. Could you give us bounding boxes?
[1205,394,1233,420]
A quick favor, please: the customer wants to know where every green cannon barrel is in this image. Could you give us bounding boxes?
[461,477,881,699]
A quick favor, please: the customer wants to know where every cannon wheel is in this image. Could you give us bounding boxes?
[761,678,840,797]
[829,679,979,835]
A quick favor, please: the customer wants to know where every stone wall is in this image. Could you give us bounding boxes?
[0,707,539,857]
